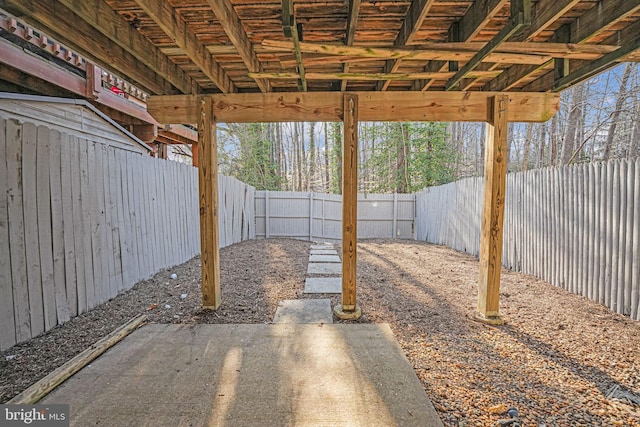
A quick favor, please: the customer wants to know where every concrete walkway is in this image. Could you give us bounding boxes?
[41,324,443,426]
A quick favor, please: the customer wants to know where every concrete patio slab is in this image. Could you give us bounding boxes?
[304,277,342,294]
[307,262,342,275]
[272,299,333,324]
[40,324,443,427]
[309,254,341,263]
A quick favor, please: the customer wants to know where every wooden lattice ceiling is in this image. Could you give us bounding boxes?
[1,0,639,95]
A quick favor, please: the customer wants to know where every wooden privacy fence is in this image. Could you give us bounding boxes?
[415,159,640,321]
[0,118,255,350]
[255,191,415,241]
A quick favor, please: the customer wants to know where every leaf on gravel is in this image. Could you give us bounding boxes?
[146,303,158,311]
[488,404,508,414]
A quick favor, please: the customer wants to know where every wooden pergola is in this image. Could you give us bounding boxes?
[3,0,638,323]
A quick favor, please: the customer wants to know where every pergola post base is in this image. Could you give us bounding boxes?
[474,313,505,326]
[333,305,362,320]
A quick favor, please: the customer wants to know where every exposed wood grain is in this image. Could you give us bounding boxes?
[207,0,268,92]
[0,118,17,350]
[446,0,531,90]
[147,92,559,123]
[0,0,177,95]
[250,70,502,81]
[477,95,508,320]
[264,40,551,65]
[341,94,358,311]
[132,0,235,93]
[199,97,221,309]
[378,0,437,91]
[58,0,194,94]
[21,122,45,336]
[341,0,362,91]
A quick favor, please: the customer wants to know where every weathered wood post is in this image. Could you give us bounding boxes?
[198,97,221,309]
[477,94,508,324]
[334,93,361,319]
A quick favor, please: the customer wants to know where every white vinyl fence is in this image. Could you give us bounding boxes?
[0,118,254,350]
[255,191,415,241]
[415,159,640,321]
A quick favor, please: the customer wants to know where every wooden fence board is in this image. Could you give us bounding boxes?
[60,133,78,318]
[21,122,45,336]
[6,119,31,341]
[631,159,640,320]
[36,126,56,330]
[78,139,95,311]
[69,136,86,315]
[49,130,70,323]
[108,148,123,294]
[0,118,17,350]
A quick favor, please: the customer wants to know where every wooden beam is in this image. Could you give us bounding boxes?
[281,0,307,91]
[570,0,640,44]
[378,0,437,91]
[147,92,560,124]
[341,0,362,91]
[57,0,195,94]
[477,94,509,323]
[513,0,581,41]
[132,0,235,94]
[336,93,361,319]
[249,70,502,81]
[264,40,550,65]
[198,98,221,309]
[410,0,508,91]
[281,43,619,68]
[486,0,640,91]
[207,0,269,92]
[0,0,177,94]
[445,0,531,90]
[554,37,640,91]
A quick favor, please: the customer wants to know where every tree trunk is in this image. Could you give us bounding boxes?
[522,123,534,171]
[560,85,584,165]
[395,123,409,193]
[308,122,316,191]
[603,62,633,160]
[324,122,330,191]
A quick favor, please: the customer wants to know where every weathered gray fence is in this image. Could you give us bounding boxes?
[415,159,640,321]
[255,191,415,241]
[0,118,255,350]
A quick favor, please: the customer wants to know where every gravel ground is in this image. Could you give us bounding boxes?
[1,238,639,426]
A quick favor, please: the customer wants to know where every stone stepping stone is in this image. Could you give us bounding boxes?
[307,262,342,275]
[304,277,342,294]
[310,249,339,256]
[310,244,334,250]
[309,254,341,263]
[272,299,333,324]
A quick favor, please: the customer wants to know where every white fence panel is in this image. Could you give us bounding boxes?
[255,191,415,241]
[415,160,640,321]
[0,118,254,350]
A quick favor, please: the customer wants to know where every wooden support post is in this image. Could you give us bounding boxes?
[477,94,509,324]
[334,94,361,319]
[192,141,198,167]
[198,97,221,309]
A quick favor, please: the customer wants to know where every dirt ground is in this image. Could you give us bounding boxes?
[1,238,639,426]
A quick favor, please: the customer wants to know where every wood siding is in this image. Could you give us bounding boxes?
[415,160,640,321]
